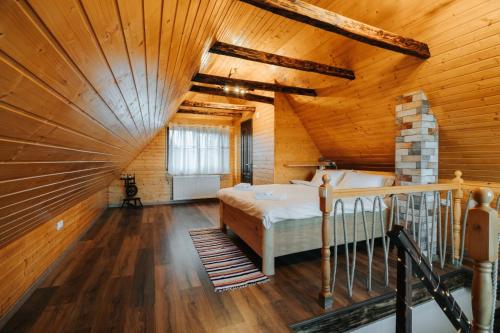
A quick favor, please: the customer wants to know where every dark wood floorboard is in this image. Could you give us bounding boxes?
[1,203,457,333]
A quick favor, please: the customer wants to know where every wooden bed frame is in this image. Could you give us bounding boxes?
[220,201,389,275]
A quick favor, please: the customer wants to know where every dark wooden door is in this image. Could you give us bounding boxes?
[240,119,253,184]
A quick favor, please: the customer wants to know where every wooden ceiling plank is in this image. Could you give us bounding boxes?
[24,0,145,143]
[117,0,152,137]
[161,0,234,127]
[159,0,215,125]
[156,0,194,128]
[192,73,316,96]
[80,0,145,137]
[0,56,137,152]
[143,0,163,136]
[181,100,255,112]
[239,0,430,59]
[209,41,355,79]
[190,84,275,104]
[151,0,176,131]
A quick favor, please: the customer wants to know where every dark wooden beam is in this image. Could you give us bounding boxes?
[179,106,245,114]
[189,85,274,104]
[209,41,354,80]
[192,73,317,96]
[240,0,430,59]
[177,109,242,118]
[181,100,255,112]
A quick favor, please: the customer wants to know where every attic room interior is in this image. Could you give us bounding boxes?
[1,0,500,332]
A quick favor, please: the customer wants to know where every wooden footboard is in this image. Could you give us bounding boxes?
[220,201,388,276]
[220,202,275,275]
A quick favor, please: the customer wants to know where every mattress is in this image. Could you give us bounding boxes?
[217,184,388,229]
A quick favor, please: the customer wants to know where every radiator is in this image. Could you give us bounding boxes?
[172,175,220,200]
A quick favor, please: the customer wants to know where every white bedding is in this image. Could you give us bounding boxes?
[217,184,387,229]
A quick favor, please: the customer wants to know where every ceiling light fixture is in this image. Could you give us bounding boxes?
[220,79,248,95]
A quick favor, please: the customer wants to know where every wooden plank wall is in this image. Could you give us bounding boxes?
[0,190,107,319]
[274,93,321,183]
[233,104,276,185]
[108,114,236,206]
[108,128,170,206]
[251,104,276,185]
[0,0,232,246]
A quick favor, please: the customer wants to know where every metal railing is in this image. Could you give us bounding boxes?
[318,170,500,332]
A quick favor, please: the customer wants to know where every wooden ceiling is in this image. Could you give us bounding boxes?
[0,0,499,246]
[202,0,500,181]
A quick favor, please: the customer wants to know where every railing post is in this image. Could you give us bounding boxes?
[453,170,464,261]
[396,246,412,333]
[319,174,333,308]
[467,187,498,333]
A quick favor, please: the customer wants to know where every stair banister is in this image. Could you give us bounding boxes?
[467,187,499,333]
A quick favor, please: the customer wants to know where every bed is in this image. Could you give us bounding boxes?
[217,170,395,275]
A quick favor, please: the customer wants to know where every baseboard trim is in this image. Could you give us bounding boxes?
[108,197,219,208]
[0,208,108,329]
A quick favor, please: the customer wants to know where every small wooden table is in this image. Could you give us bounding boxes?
[121,197,143,208]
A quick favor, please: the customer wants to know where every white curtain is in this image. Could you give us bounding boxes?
[167,123,230,175]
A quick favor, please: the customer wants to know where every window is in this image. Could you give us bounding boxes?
[167,123,230,175]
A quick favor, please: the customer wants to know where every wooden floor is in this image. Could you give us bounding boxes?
[1,202,454,333]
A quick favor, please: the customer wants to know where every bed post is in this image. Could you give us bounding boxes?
[262,226,275,276]
[319,174,333,308]
[220,202,227,233]
[452,170,464,261]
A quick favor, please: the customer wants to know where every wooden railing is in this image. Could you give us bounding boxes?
[318,170,464,308]
[389,187,499,333]
[318,171,500,332]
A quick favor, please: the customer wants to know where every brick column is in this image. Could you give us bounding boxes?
[395,90,438,256]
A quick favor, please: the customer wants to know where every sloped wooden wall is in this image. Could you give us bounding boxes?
[0,190,107,319]
[0,0,232,246]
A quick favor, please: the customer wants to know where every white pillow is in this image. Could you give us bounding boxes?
[353,171,395,187]
[310,169,346,187]
[337,171,386,189]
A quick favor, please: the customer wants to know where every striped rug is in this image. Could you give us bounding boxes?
[189,228,269,292]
